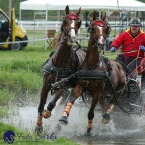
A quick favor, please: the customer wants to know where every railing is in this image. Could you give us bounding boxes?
[19,20,145,32]
[19,20,130,28]
[19,19,145,50]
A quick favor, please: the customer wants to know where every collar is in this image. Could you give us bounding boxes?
[125,28,144,38]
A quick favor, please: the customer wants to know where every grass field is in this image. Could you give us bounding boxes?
[0,122,79,145]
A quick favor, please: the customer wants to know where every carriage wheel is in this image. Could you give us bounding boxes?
[141,75,145,114]
[116,79,143,114]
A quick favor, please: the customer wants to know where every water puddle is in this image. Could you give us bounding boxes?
[1,96,145,144]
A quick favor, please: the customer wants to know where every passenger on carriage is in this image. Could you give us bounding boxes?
[110,17,145,79]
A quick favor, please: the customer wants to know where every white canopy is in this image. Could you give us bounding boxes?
[20,0,145,11]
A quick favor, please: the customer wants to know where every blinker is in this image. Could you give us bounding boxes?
[92,21,106,27]
[65,13,79,20]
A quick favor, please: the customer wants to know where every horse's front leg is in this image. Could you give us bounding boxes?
[35,85,50,133]
[43,89,62,118]
[86,93,100,136]
[59,83,84,125]
[35,75,52,133]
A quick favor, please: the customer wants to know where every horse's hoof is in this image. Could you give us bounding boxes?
[59,116,68,125]
[35,125,43,134]
[102,118,110,124]
[102,113,110,124]
[85,128,92,136]
[85,132,91,136]
[43,109,51,118]
[85,131,91,136]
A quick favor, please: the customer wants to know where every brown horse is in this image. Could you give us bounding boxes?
[35,5,86,133]
[59,11,128,135]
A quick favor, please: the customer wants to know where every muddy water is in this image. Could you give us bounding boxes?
[2,96,145,145]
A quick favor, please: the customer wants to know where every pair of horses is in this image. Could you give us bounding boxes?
[35,5,131,135]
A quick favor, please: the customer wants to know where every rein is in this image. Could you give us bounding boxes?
[61,26,76,43]
[90,20,108,48]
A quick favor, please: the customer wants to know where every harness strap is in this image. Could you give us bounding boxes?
[73,50,79,70]
[42,64,72,77]
[101,56,112,77]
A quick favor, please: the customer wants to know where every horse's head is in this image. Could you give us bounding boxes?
[89,11,111,50]
[61,5,81,46]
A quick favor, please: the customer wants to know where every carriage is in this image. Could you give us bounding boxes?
[100,55,145,115]
[50,11,145,135]
[52,55,145,115]
[35,6,145,135]
[51,26,145,117]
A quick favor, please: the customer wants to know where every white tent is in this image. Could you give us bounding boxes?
[20,0,145,11]
[19,0,145,25]
[19,0,145,26]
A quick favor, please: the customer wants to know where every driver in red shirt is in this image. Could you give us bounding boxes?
[110,18,145,79]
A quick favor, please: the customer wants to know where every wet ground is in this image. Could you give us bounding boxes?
[1,95,145,145]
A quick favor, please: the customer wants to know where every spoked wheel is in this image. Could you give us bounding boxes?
[116,79,143,114]
[141,75,145,114]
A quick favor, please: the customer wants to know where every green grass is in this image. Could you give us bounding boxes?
[0,122,80,145]
[0,45,52,107]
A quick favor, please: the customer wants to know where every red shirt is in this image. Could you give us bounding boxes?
[110,29,145,57]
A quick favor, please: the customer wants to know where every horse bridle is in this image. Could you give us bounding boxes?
[91,20,110,48]
[62,14,81,43]
[92,34,106,48]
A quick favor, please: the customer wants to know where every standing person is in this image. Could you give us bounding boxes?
[86,13,93,34]
[110,17,145,79]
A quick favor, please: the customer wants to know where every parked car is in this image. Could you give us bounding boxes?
[0,8,28,50]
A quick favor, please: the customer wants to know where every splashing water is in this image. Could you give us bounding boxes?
[1,95,145,144]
